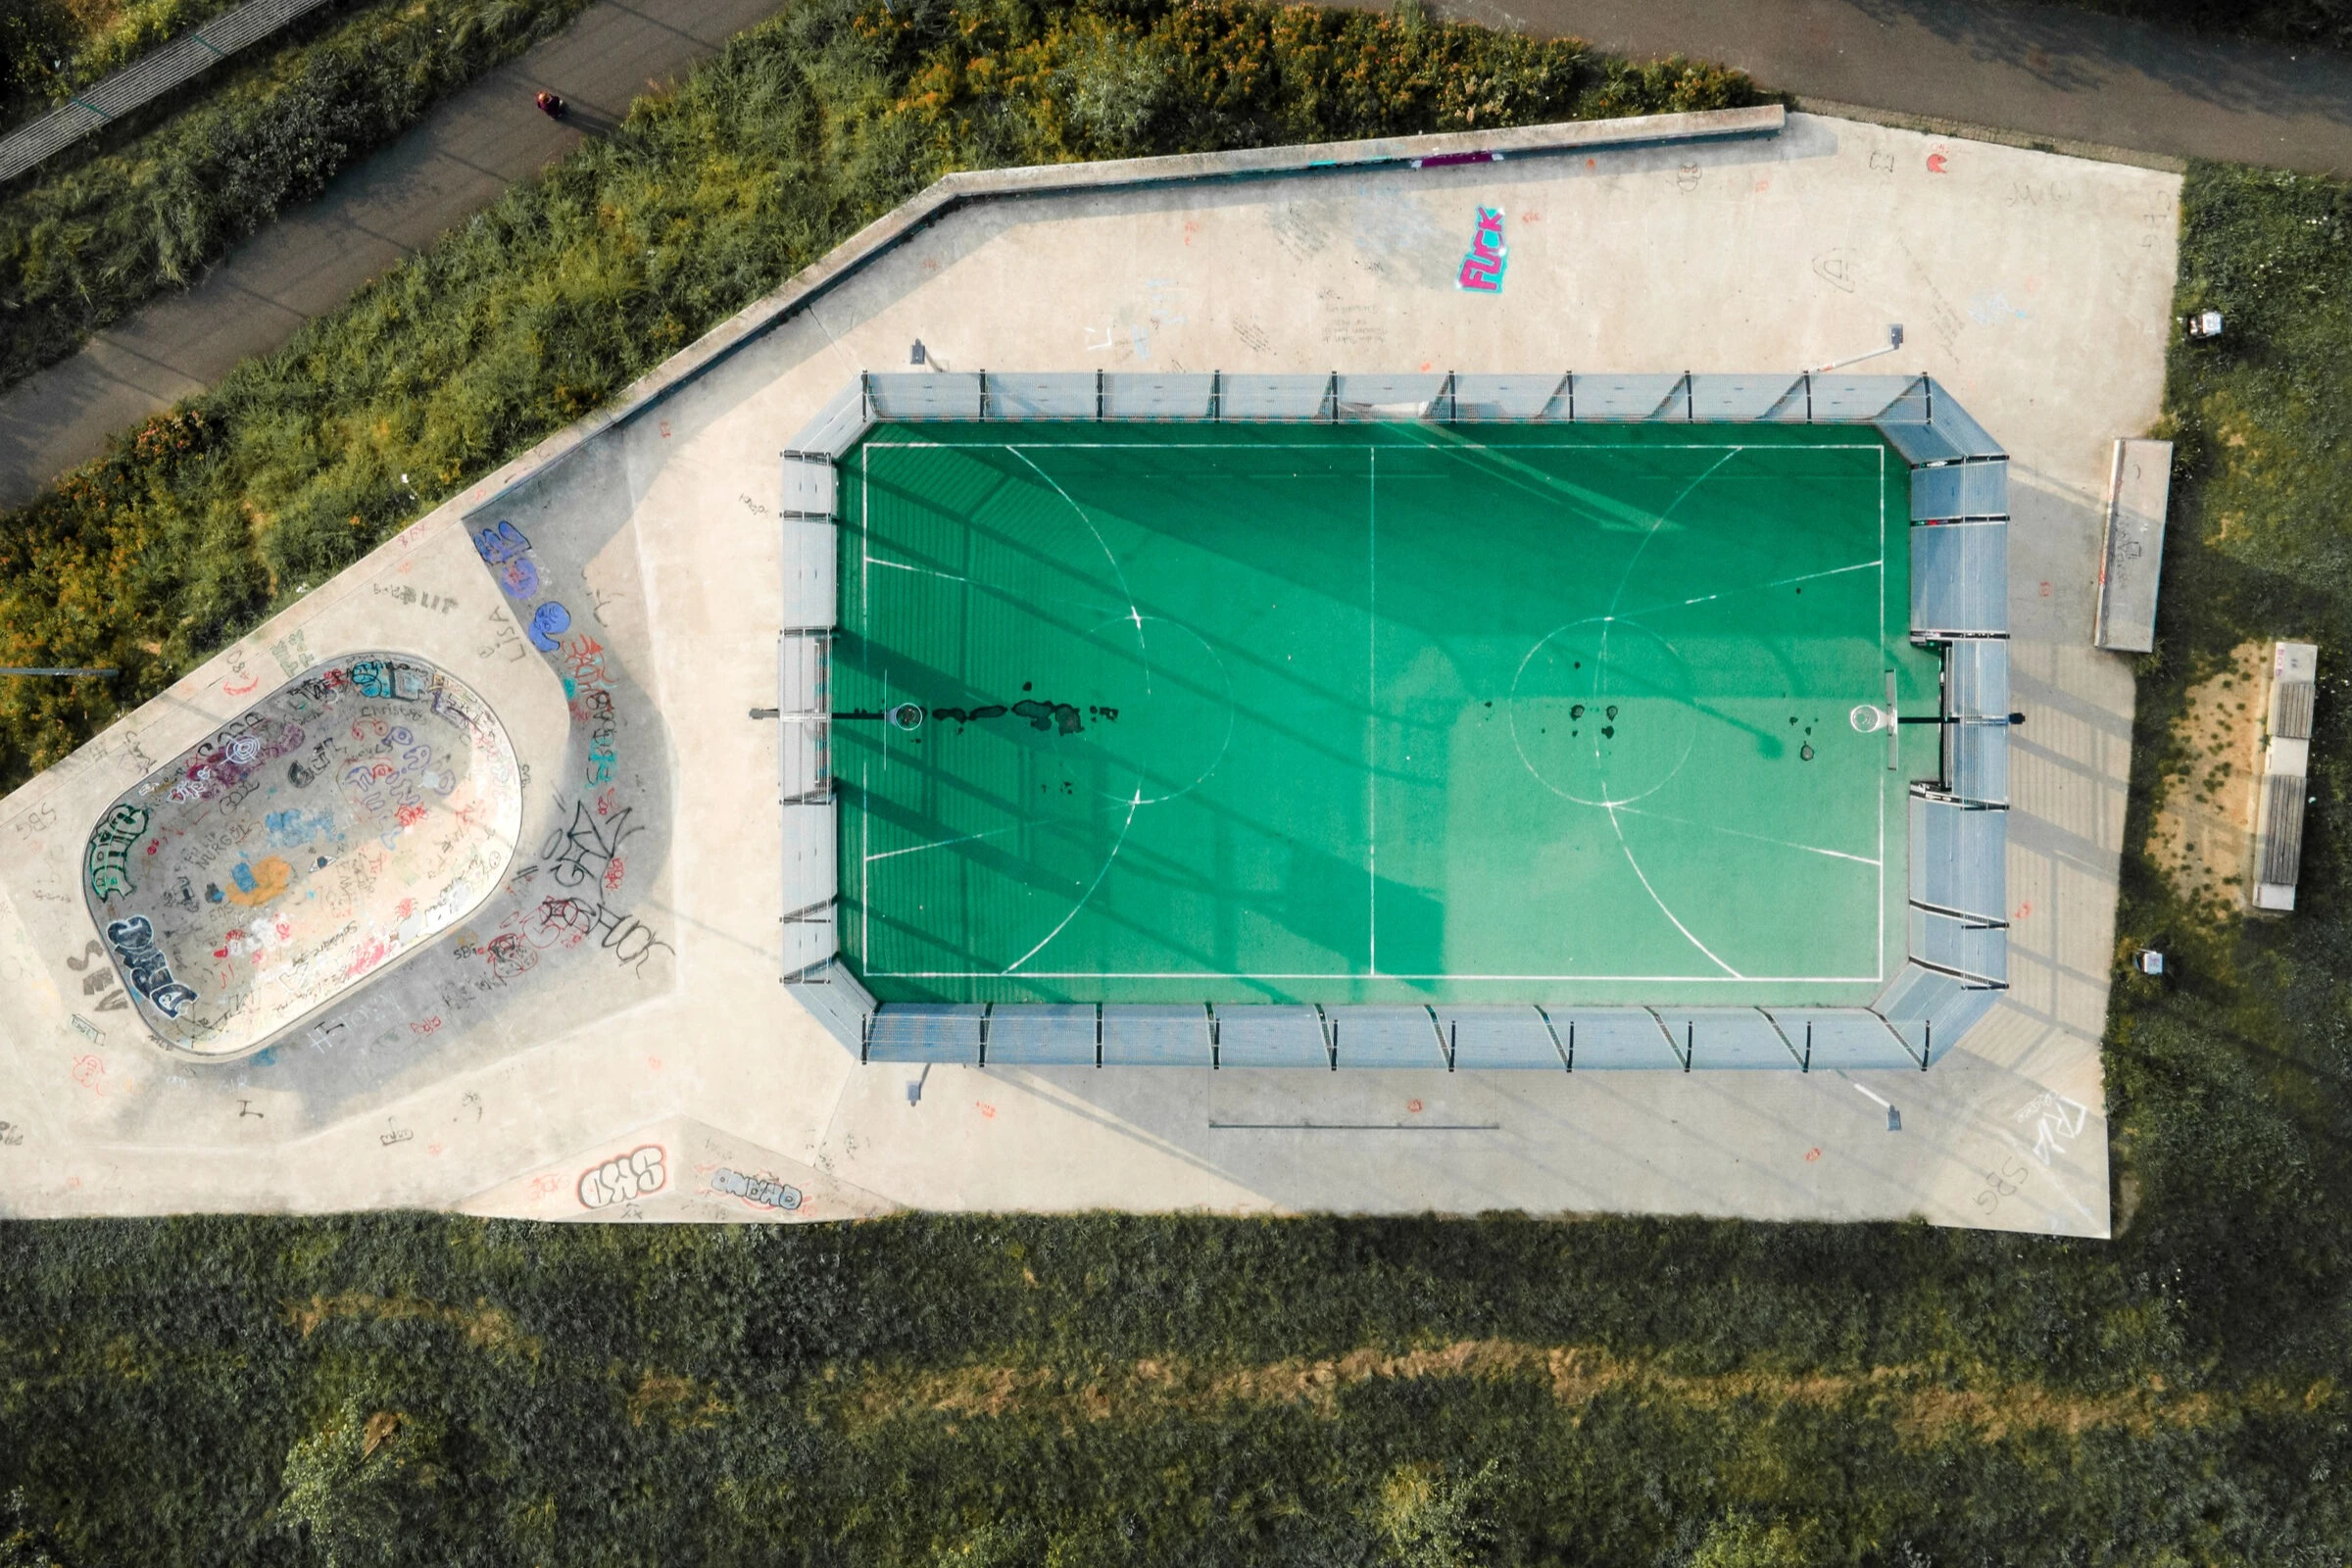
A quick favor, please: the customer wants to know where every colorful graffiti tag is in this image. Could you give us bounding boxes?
[1457,206,1506,293]
[83,803,150,904]
[75,654,523,1057]
[710,1166,804,1211]
[578,1144,666,1209]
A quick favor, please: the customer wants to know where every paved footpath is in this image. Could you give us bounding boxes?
[0,0,788,509]
[1425,0,2352,176]
[7,0,2350,506]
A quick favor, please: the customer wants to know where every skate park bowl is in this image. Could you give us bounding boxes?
[79,653,523,1059]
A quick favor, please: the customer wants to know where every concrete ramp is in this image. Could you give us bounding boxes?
[2094,437,2173,654]
[80,655,521,1058]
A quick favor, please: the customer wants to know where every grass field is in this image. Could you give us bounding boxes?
[836,421,1938,1005]
[0,137,2348,1568]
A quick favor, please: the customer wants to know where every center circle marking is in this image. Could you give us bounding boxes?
[1507,617,1700,808]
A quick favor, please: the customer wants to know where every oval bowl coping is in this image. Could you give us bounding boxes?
[80,652,523,1059]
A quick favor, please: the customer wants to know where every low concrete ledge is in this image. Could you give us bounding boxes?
[440,105,1784,527]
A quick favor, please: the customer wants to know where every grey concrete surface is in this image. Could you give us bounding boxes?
[0,0,789,509]
[1414,0,2352,175]
[0,111,2173,1232]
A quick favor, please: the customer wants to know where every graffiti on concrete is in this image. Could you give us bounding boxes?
[564,636,619,786]
[471,519,531,565]
[530,894,670,972]
[102,916,198,1018]
[1457,206,1506,293]
[471,518,574,655]
[578,1144,666,1209]
[540,801,640,892]
[369,581,460,613]
[710,1167,803,1211]
[84,803,150,904]
[64,938,131,1013]
[2015,1090,2089,1167]
[77,653,523,1058]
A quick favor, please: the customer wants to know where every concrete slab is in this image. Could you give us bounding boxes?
[2095,436,2173,653]
[0,112,2176,1233]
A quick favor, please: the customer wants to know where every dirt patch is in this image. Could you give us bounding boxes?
[2148,640,2269,915]
[834,1341,2329,1445]
[626,1368,731,1430]
[282,1292,540,1360]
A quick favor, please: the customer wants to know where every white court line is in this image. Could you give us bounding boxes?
[1611,804,1880,866]
[865,827,1016,862]
[1649,558,1882,616]
[1367,444,1377,978]
[1878,442,1887,983]
[871,969,1886,982]
[1002,793,1142,974]
[866,556,972,583]
[849,437,1903,983]
[1606,805,1742,978]
[861,442,1889,450]
[1004,446,1148,662]
[1598,448,1745,980]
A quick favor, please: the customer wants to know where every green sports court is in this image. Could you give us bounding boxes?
[832,420,1942,1007]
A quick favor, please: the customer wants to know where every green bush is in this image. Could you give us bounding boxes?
[0,0,247,129]
[2099,159,2352,1374]
[0,0,1761,788]
[6,31,2352,1568]
[0,0,596,392]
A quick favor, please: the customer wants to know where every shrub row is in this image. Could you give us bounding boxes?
[0,0,1758,789]
[0,0,596,391]
[0,0,246,131]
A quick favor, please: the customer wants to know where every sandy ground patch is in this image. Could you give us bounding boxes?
[2148,641,2267,915]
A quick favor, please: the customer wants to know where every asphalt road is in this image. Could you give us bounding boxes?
[0,0,790,508]
[5,0,2349,506]
[1419,0,2352,173]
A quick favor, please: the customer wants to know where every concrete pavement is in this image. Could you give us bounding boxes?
[0,0,790,509]
[1420,0,2352,175]
[0,111,2175,1232]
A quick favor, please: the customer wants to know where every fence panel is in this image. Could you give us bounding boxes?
[1910,795,2007,922]
[1551,1008,1682,1067]
[1214,1004,1328,1067]
[1947,720,2009,806]
[1328,1006,1446,1067]
[1101,373,1216,420]
[1101,1004,1214,1065]
[986,1004,1098,1064]
[1690,373,1807,422]
[865,1004,984,1062]
[1912,521,2008,637]
[1438,1005,1566,1068]
[1335,374,1446,420]
[1219,373,1332,422]
[1654,1008,1803,1067]
[1809,374,1915,422]
[865,372,982,420]
[986,372,1099,419]
[1570,373,1686,420]
[1768,1008,1921,1069]
[1908,907,2008,985]
[1446,373,1565,421]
